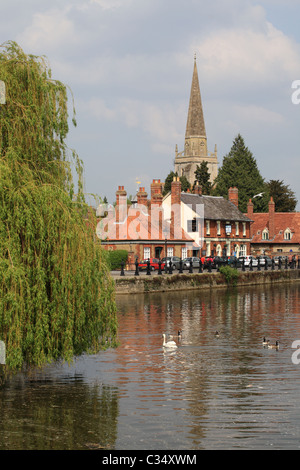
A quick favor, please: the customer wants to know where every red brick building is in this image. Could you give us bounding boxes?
[246,197,300,257]
[96,179,194,269]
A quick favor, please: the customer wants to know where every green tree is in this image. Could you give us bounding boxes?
[266,179,297,212]
[194,161,212,195]
[0,42,117,371]
[163,171,190,195]
[213,134,269,212]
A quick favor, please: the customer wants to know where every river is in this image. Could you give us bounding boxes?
[0,283,300,450]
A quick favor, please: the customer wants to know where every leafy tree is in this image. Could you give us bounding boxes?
[213,134,269,212]
[163,171,190,195]
[194,161,212,195]
[266,180,297,212]
[0,42,117,371]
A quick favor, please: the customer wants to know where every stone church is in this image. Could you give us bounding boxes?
[174,56,218,187]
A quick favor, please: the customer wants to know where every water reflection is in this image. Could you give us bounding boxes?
[0,371,119,450]
[0,283,300,449]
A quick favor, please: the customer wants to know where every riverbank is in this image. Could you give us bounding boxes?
[113,268,300,295]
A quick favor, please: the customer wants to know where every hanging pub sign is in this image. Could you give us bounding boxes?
[0,81,6,104]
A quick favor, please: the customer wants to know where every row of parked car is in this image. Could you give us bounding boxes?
[138,255,294,271]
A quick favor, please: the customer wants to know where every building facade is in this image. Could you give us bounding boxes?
[96,181,194,269]
[174,56,218,187]
[163,181,252,257]
[247,197,300,257]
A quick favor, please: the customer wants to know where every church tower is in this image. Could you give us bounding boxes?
[174,55,218,187]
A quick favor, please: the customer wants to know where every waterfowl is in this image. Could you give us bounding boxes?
[162,333,177,349]
[263,337,270,346]
[178,329,182,337]
[268,341,279,349]
[215,331,220,338]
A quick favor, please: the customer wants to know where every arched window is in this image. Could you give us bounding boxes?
[216,244,222,256]
[262,228,269,240]
[284,229,292,240]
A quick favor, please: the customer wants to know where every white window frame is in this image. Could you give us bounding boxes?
[235,222,239,236]
[181,246,188,259]
[262,229,269,240]
[143,247,150,259]
[243,222,246,236]
[240,244,247,256]
[206,220,210,235]
[217,220,221,236]
[284,229,292,240]
[167,247,174,257]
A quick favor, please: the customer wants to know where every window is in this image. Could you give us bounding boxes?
[206,220,210,235]
[284,229,292,240]
[187,219,198,232]
[144,247,150,259]
[262,229,269,240]
[167,247,173,257]
[206,241,211,256]
[240,244,246,256]
[242,222,246,236]
[216,244,222,256]
[182,246,188,259]
[217,221,221,236]
[235,222,239,236]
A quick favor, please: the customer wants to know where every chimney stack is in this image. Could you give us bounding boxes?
[150,179,163,206]
[137,187,148,206]
[228,187,239,207]
[194,181,202,195]
[268,196,275,238]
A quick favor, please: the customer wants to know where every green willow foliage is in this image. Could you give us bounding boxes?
[0,42,117,371]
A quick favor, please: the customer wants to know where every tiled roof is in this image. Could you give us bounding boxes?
[250,212,300,244]
[181,193,251,222]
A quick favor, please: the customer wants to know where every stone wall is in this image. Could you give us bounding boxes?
[114,269,300,295]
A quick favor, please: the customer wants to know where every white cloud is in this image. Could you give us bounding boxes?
[17,7,79,53]
[234,104,285,125]
[194,22,300,87]
[90,0,133,9]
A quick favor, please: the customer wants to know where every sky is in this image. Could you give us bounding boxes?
[1,0,300,209]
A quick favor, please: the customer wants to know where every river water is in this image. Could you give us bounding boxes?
[1,283,300,450]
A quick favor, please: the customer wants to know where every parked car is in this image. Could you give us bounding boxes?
[212,256,228,268]
[257,255,272,266]
[161,256,181,270]
[227,256,242,267]
[239,255,258,267]
[138,258,165,271]
[182,257,200,269]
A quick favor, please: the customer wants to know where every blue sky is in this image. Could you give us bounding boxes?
[1,0,300,208]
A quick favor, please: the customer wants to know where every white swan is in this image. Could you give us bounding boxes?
[162,333,177,349]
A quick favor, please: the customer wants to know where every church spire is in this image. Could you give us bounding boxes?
[185,55,206,139]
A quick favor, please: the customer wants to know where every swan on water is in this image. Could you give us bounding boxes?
[162,333,177,349]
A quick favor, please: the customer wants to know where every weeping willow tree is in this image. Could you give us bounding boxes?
[0,41,117,371]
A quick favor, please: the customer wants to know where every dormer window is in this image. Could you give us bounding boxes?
[284,228,292,240]
[262,228,269,240]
